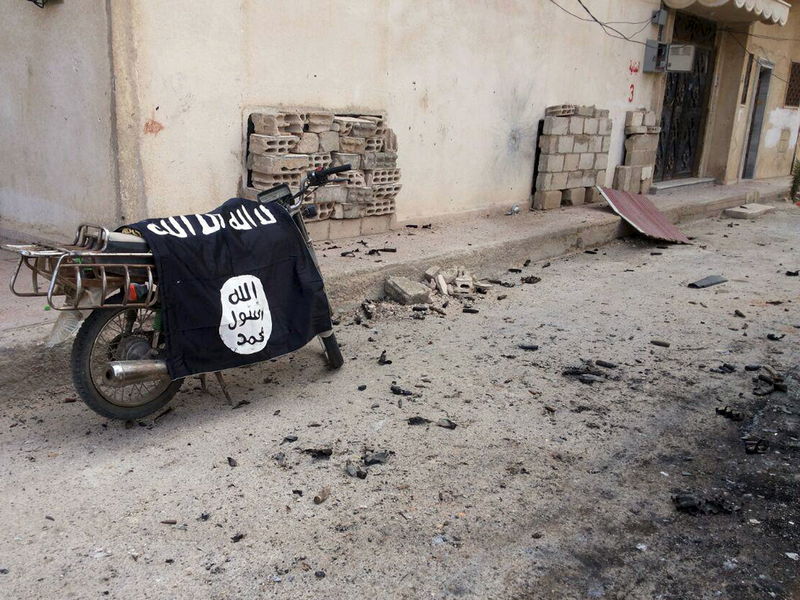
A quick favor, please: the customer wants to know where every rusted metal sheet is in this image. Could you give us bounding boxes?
[599,187,691,244]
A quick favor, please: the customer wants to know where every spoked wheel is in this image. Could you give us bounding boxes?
[71,303,183,420]
[320,332,344,369]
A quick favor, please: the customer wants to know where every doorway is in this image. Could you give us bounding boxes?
[655,13,717,182]
[742,64,772,179]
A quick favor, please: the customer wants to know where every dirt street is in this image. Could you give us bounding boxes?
[1,207,798,599]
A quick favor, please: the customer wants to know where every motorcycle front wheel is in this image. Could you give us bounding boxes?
[71,302,183,420]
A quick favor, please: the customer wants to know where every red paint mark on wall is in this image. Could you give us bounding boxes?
[628,84,635,103]
[629,60,640,74]
[144,119,164,135]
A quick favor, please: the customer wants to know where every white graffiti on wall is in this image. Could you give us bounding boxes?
[218,275,272,355]
[147,204,276,238]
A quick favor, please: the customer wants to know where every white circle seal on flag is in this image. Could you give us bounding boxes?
[218,275,272,354]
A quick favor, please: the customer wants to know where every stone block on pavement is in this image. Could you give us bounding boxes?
[532,190,562,210]
[723,203,775,219]
[385,276,431,305]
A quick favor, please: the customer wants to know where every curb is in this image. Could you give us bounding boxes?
[323,185,790,309]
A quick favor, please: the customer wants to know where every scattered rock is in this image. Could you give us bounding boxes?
[385,276,431,305]
[303,447,333,460]
[408,416,432,426]
[650,339,671,348]
[378,350,392,365]
[391,384,412,396]
[227,457,238,467]
[595,360,618,369]
[436,418,457,430]
[231,533,246,543]
[518,344,539,351]
[345,460,367,479]
[363,451,391,466]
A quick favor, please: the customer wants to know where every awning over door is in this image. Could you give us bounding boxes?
[663,0,790,25]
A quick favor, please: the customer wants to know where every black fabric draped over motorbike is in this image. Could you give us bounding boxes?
[127,198,333,379]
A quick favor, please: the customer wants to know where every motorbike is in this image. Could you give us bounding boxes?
[2,164,351,420]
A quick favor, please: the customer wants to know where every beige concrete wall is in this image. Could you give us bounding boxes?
[748,8,800,179]
[111,0,663,223]
[0,0,118,239]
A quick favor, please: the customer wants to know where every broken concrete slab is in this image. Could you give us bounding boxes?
[385,277,431,305]
[723,203,776,220]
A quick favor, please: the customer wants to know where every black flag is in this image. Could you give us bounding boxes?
[127,198,332,379]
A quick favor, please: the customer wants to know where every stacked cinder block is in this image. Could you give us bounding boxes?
[532,105,612,210]
[246,110,400,223]
[613,109,660,195]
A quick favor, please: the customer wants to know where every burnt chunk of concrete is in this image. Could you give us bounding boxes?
[385,277,431,305]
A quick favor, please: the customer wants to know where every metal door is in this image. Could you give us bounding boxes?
[655,13,716,182]
[742,65,772,179]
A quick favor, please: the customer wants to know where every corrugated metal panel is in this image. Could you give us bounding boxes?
[599,187,691,244]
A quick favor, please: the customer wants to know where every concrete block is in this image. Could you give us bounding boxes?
[294,132,320,153]
[333,116,377,137]
[346,186,372,203]
[614,166,634,192]
[598,118,613,135]
[625,111,644,127]
[602,136,611,152]
[360,115,386,135]
[583,118,599,135]
[576,105,596,117]
[318,131,340,152]
[580,153,596,170]
[539,135,560,154]
[248,153,309,174]
[595,109,610,118]
[643,111,657,127]
[332,203,362,219]
[362,151,397,169]
[424,265,441,281]
[308,152,332,170]
[331,152,361,170]
[251,172,302,191]
[539,153,565,173]
[385,276,431,305]
[583,170,598,187]
[641,165,653,180]
[557,135,575,153]
[339,169,366,187]
[328,218,362,239]
[563,153,580,171]
[360,213,395,235]
[625,125,648,135]
[251,111,303,135]
[624,150,652,167]
[594,154,608,170]
[340,136,366,153]
[585,186,605,204]
[535,171,568,191]
[723,203,776,219]
[625,134,659,153]
[562,187,585,206]
[543,117,570,135]
[595,170,607,186]
[383,128,398,152]
[569,117,585,135]
[566,170,585,189]
[372,183,402,201]
[588,136,603,153]
[248,134,299,155]
[313,185,348,204]
[532,190,562,210]
[573,134,590,153]
[365,136,384,152]
[545,104,576,117]
[303,111,334,133]
[365,168,401,185]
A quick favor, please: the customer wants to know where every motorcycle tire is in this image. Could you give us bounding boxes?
[321,332,344,369]
[71,303,183,420]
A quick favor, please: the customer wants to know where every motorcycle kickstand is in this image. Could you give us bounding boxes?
[214,371,234,406]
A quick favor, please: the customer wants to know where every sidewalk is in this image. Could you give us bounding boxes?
[317,176,792,307]
[0,176,792,343]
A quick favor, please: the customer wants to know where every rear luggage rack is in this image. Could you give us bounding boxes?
[3,224,158,311]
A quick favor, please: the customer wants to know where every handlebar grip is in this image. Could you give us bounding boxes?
[321,163,351,176]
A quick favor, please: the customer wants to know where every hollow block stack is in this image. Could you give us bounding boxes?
[613,109,660,195]
[532,105,612,210]
[246,110,400,222]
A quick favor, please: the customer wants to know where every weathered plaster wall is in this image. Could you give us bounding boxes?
[111,0,663,224]
[749,7,800,179]
[0,0,117,239]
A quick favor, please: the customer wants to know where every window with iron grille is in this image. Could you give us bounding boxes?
[785,62,800,107]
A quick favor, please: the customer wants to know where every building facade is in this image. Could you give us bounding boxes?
[0,0,797,240]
